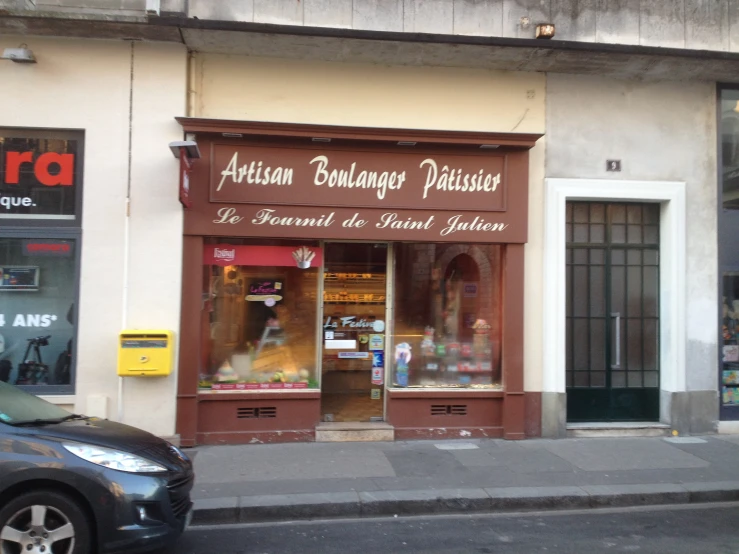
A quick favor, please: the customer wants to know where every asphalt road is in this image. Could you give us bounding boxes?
[163,502,739,554]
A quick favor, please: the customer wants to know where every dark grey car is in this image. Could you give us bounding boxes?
[0,381,193,553]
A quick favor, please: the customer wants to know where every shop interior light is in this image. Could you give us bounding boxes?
[536,23,556,39]
[1,44,36,64]
[169,140,201,159]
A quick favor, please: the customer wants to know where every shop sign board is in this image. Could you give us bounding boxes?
[184,136,531,243]
[211,144,507,213]
[0,135,80,220]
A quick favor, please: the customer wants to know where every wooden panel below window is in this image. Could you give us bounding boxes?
[387,393,504,440]
[196,394,320,444]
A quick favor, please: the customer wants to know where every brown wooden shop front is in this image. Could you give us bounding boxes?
[174,118,540,446]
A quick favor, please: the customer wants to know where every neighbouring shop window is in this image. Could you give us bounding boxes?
[721,89,739,210]
[0,237,77,388]
[200,239,321,391]
[721,272,739,405]
[391,243,503,388]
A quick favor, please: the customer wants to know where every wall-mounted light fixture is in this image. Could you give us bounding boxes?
[1,44,36,64]
[169,140,201,159]
[536,24,555,39]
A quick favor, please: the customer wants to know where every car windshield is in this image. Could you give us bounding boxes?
[0,381,73,424]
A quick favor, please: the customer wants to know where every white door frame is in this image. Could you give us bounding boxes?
[542,179,687,411]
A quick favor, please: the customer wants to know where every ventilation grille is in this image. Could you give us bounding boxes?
[237,407,277,419]
[430,404,468,416]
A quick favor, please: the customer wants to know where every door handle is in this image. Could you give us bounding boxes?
[610,312,621,370]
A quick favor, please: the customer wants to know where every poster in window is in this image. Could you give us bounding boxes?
[723,345,739,363]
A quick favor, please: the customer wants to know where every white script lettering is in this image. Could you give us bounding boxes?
[419,159,501,200]
[375,212,435,230]
[213,207,244,224]
[217,152,294,191]
[251,208,336,228]
[342,213,367,228]
[324,316,376,330]
[440,214,508,236]
[310,155,406,201]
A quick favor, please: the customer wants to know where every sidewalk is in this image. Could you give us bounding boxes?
[187,434,739,525]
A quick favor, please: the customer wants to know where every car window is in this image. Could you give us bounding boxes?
[0,381,71,423]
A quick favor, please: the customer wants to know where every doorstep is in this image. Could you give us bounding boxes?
[567,422,671,438]
[315,422,395,442]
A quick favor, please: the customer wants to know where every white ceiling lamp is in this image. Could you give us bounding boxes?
[1,44,36,64]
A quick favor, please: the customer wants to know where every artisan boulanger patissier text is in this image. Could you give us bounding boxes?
[217,152,502,202]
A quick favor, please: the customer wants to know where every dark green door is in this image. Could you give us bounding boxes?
[566,202,660,422]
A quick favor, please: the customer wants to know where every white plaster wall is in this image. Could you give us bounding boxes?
[524,139,545,393]
[123,41,187,436]
[545,73,718,392]
[194,54,545,134]
[0,36,187,436]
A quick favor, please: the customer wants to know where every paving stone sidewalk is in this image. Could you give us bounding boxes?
[187,434,739,525]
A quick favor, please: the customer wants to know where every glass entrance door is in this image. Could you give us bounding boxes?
[566,202,660,421]
[320,243,387,422]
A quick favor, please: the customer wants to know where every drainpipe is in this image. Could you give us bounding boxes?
[187,50,197,118]
[118,40,135,423]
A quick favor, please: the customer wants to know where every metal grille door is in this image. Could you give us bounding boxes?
[566,202,660,422]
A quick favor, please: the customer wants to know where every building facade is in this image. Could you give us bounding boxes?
[1,0,736,443]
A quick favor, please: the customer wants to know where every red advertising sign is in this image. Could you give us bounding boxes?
[203,244,324,268]
[0,135,80,220]
[22,240,74,256]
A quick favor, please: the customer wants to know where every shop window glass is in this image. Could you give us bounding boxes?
[722,272,739,406]
[391,243,503,389]
[721,89,739,210]
[0,237,77,387]
[200,239,320,391]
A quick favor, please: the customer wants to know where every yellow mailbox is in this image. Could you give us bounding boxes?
[117,330,174,377]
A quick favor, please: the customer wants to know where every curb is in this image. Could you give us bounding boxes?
[191,481,739,525]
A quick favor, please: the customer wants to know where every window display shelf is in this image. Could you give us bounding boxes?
[323,295,386,304]
[418,369,494,373]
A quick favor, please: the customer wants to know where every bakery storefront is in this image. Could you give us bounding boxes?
[175,119,540,445]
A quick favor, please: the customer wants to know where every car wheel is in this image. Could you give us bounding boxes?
[0,490,92,554]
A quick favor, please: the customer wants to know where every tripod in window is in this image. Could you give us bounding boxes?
[16,335,51,385]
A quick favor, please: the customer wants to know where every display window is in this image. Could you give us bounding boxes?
[390,243,503,389]
[721,272,739,405]
[200,238,321,391]
[721,89,739,210]
[0,236,78,389]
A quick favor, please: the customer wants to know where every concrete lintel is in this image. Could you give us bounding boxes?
[2,15,739,82]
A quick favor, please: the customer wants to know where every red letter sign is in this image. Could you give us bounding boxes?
[4,151,33,184]
[34,153,74,186]
[3,151,74,186]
